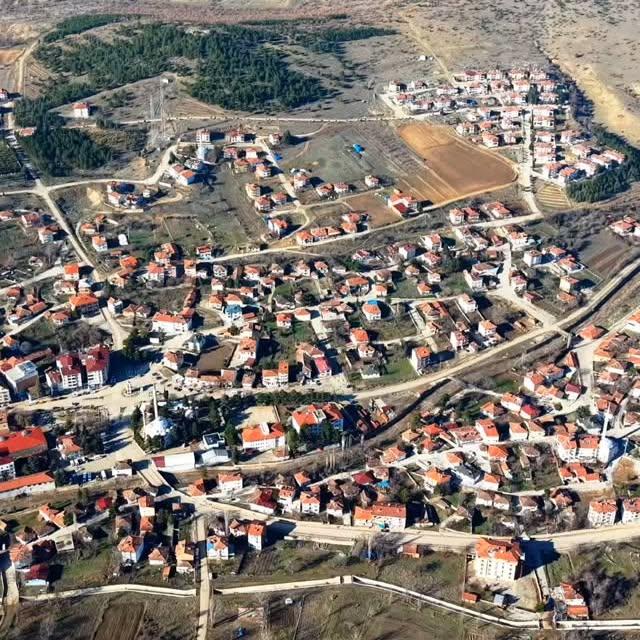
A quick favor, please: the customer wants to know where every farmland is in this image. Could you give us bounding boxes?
[398,123,517,203]
[94,602,145,640]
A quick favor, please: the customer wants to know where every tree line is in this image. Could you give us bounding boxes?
[43,14,122,43]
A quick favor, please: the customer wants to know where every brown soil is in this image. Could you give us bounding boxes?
[398,122,517,203]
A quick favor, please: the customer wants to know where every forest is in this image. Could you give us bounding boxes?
[568,126,640,202]
[21,20,392,121]
[18,115,112,176]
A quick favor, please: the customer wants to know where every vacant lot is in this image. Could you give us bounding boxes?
[94,603,145,640]
[347,192,401,228]
[398,123,517,204]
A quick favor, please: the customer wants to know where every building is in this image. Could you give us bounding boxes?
[291,403,343,435]
[73,102,91,118]
[474,538,523,582]
[69,294,100,317]
[0,472,55,500]
[588,498,617,527]
[621,498,640,524]
[241,422,286,451]
[300,491,321,514]
[0,427,48,460]
[118,535,144,563]
[354,502,407,530]
[247,521,267,550]
[0,457,15,481]
[410,346,432,373]
[218,472,243,493]
[207,535,233,560]
[3,360,38,394]
[151,312,193,335]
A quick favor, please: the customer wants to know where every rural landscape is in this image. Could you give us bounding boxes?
[0,1,639,639]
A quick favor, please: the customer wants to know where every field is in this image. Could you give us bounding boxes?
[6,591,196,640]
[94,602,145,640]
[212,583,496,640]
[397,123,517,204]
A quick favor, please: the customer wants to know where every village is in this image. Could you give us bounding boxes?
[0,18,638,637]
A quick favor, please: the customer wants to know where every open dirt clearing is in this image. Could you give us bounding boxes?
[398,122,517,203]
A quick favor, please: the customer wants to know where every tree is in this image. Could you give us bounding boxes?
[131,406,142,430]
[122,328,140,360]
[286,428,300,455]
[224,423,239,447]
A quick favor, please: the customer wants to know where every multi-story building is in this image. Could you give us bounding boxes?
[241,423,286,451]
[621,498,640,524]
[474,538,523,582]
[247,521,267,550]
[151,312,193,335]
[588,498,617,527]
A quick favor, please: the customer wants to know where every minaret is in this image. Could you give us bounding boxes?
[152,384,159,421]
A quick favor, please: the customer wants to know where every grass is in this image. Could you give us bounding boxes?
[280,585,483,640]
[214,541,464,600]
[440,271,467,295]
[52,543,115,591]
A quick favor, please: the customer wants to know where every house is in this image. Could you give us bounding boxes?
[247,521,267,550]
[362,300,382,321]
[588,498,617,527]
[69,294,100,317]
[73,102,91,118]
[458,294,478,314]
[410,346,432,373]
[118,535,144,563]
[162,351,184,372]
[175,540,195,574]
[354,502,406,530]
[291,403,343,435]
[218,472,243,493]
[422,467,451,491]
[207,535,233,560]
[148,546,169,566]
[300,491,321,514]
[474,538,523,582]
[388,191,419,216]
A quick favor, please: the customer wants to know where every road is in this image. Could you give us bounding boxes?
[195,515,211,640]
[518,113,542,216]
[187,489,640,553]
[21,583,195,601]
